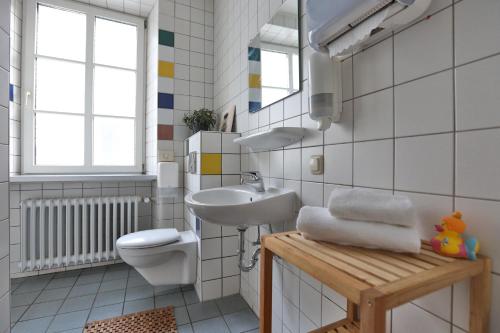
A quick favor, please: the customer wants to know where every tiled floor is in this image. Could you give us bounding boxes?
[10,264,259,333]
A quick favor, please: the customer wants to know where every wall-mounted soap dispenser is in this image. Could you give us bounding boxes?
[308,51,342,131]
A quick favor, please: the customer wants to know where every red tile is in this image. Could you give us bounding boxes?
[158,125,173,140]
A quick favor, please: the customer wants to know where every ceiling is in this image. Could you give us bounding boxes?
[74,0,155,17]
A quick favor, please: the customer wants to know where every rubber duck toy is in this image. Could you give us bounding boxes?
[431,211,479,260]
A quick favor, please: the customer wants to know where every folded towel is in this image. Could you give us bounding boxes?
[328,188,417,227]
[297,206,421,253]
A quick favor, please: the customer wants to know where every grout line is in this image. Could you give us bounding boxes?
[392,32,396,200]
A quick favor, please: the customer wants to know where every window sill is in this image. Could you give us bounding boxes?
[10,174,157,183]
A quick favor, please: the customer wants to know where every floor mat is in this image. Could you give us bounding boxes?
[84,306,177,333]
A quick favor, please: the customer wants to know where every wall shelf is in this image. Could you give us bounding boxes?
[233,127,305,150]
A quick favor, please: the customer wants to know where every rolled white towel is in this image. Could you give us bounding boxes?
[297,206,421,254]
[328,188,417,227]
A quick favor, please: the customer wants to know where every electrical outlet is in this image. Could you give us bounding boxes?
[158,150,175,162]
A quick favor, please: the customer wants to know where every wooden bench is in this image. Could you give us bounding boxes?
[259,231,491,333]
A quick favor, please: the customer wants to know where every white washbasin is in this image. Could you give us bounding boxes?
[185,185,296,226]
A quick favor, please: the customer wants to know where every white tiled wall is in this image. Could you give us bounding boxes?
[146,0,159,175]
[184,131,242,301]
[213,0,500,332]
[148,0,215,230]
[9,0,21,176]
[0,0,11,331]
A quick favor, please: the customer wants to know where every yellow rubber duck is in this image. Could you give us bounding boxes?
[431,211,479,260]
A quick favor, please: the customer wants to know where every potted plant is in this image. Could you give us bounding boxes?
[183,108,217,133]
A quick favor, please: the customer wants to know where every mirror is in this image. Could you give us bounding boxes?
[248,0,300,113]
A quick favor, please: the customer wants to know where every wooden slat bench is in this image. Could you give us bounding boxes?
[259,231,491,333]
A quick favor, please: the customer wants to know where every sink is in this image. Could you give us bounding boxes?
[185,185,296,226]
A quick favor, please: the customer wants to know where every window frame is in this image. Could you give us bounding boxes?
[22,0,145,174]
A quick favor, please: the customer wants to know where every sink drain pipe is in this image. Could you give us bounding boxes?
[237,225,261,272]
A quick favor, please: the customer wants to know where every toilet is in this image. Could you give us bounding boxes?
[116,228,197,286]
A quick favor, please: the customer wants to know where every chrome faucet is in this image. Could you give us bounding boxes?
[240,171,265,192]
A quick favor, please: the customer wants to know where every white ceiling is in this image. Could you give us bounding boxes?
[74,0,155,17]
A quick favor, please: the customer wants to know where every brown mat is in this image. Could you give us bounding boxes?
[84,306,177,333]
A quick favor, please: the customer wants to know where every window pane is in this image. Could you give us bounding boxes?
[262,87,289,106]
[35,57,85,113]
[37,4,86,61]
[93,117,135,166]
[261,50,289,88]
[93,66,136,117]
[94,18,137,69]
[35,113,84,166]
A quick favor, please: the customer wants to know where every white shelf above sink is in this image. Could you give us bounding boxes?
[233,127,305,150]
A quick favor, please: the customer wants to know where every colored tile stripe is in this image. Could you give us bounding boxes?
[201,153,222,175]
[158,93,174,109]
[158,61,175,78]
[9,84,14,102]
[158,124,173,140]
[159,30,174,47]
[248,74,261,88]
[249,101,261,113]
[248,47,261,61]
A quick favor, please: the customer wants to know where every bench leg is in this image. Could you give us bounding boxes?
[347,301,359,322]
[470,258,491,333]
[360,291,385,333]
[260,246,273,333]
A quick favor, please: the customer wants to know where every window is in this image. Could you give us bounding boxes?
[260,48,300,106]
[22,0,144,173]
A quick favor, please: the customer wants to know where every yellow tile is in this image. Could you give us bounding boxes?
[248,74,261,88]
[159,61,175,78]
[201,153,222,175]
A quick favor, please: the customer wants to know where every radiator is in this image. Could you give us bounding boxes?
[20,196,141,272]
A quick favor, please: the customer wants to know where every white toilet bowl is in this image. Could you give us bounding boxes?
[116,229,197,286]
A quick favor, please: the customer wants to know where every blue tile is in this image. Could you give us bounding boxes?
[123,298,154,315]
[187,301,221,322]
[87,303,123,322]
[99,279,127,292]
[248,47,261,61]
[59,294,95,313]
[224,309,259,333]
[215,295,249,315]
[47,309,90,332]
[21,300,63,320]
[249,101,261,113]
[12,291,40,306]
[158,93,174,109]
[46,277,77,289]
[174,306,190,325]
[12,316,54,333]
[35,287,71,303]
[11,305,28,323]
[9,84,14,102]
[178,324,194,333]
[192,317,230,333]
[93,289,125,307]
[69,283,100,298]
[125,285,154,301]
[155,292,185,308]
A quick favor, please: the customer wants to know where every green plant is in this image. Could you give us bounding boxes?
[183,108,217,133]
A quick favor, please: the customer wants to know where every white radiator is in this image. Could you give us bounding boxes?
[20,196,141,272]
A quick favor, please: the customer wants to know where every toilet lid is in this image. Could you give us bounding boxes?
[117,228,180,249]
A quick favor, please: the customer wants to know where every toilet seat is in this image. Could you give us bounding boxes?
[116,228,180,249]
